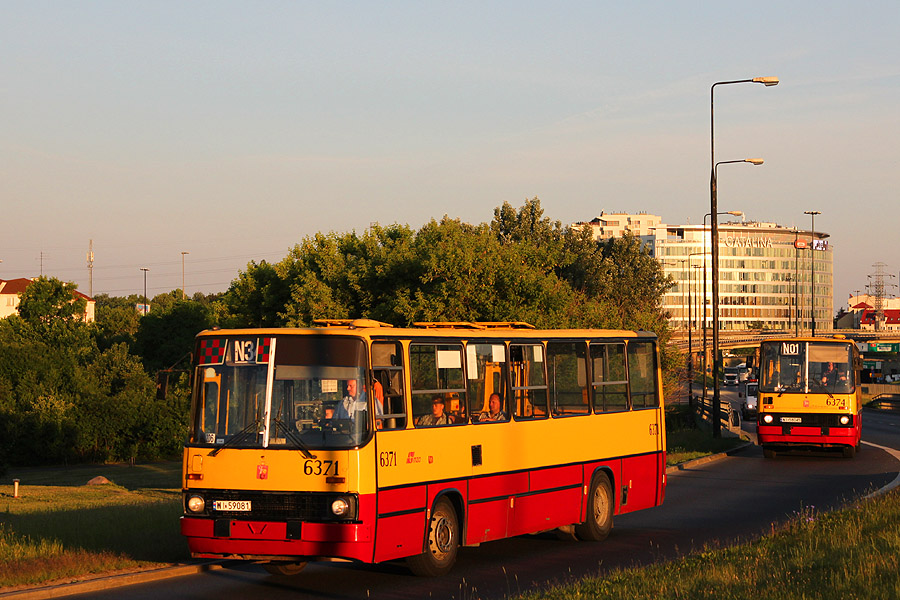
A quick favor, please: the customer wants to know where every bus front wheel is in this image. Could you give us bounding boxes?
[263,561,308,576]
[575,473,613,542]
[843,445,857,458]
[407,497,459,577]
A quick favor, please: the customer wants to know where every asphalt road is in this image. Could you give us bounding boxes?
[68,409,900,600]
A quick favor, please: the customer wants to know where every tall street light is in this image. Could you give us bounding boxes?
[701,210,744,406]
[710,75,778,438]
[804,211,820,336]
[140,267,150,316]
[688,251,709,403]
[181,251,190,300]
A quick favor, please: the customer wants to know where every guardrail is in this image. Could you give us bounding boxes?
[692,395,742,435]
[870,393,900,412]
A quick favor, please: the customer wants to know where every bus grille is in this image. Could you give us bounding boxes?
[195,490,331,521]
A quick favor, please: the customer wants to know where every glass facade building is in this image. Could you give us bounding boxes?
[650,221,832,332]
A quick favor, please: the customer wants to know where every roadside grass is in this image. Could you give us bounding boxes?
[0,462,186,589]
[665,403,744,466]
[666,428,744,466]
[520,489,900,600]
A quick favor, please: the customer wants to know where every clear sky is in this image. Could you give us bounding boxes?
[2,2,898,312]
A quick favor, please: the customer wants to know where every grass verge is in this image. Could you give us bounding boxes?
[518,489,900,600]
[0,462,186,589]
[665,404,745,466]
[666,428,744,466]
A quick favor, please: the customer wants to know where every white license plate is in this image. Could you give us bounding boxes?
[781,417,802,423]
[213,500,252,512]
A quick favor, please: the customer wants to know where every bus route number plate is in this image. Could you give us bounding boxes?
[213,500,252,512]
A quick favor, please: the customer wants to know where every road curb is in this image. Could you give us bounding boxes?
[666,441,753,475]
[0,562,224,600]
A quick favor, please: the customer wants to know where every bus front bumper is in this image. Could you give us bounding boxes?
[757,424,859,447]
[181,517,374,562]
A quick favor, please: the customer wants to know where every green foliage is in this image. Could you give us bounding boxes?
[93,293,142,350]
[223,198,675,338]
[134,300,215,373]
[16,276,87,327]
[0,279,191,465]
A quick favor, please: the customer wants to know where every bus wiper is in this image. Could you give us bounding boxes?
[272,418,316,459]
[209,419,262,456]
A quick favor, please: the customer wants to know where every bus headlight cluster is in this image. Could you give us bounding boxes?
[762,414,774,424]
[187,494,206,513]
[840,415,851,425]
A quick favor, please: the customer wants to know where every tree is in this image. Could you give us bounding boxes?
[93,293,142,350]
[221,198,675,336]
[16,276,87,326]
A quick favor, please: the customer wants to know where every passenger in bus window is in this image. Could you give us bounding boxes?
[416,397,451,426]
[478,393,508,422]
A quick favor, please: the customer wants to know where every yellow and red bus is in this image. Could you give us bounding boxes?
[757,335,862,459]
[180,320,666,576]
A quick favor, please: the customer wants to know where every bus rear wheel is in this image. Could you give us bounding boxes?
[763,447,777,459]
[263,561,308,576]
[407,497,459,577]
[575,473,613,542]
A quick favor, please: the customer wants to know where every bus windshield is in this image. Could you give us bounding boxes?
[759,341,854,394]
[190,335,373,449]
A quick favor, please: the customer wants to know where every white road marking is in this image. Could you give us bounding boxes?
[863,440,900,498]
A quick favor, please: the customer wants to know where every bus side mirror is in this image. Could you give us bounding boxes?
[157,371,169,401]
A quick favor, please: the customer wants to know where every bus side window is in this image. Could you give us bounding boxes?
[591,343,628,413]
[410,343,467,427]
[466,342,509,424]
[371,342,406,430]
[510,343,548,420]
[627,341,659,409]
[547,341,589,416]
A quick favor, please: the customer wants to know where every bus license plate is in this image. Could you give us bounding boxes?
[213,500,252,512]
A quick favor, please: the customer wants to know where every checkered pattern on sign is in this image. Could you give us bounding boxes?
[256,337,272,363]
[198,338,227,365]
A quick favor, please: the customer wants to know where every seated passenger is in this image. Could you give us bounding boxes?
[416,396,451,426]
[478,393,508,422]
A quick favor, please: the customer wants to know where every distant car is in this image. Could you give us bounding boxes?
[742,381,759,418]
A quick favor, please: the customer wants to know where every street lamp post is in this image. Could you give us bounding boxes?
[701,209,744,406]
[804,211,820,336]
[140,267,150,316]
[181,251,190,300]
[691,264,704,403]
[710,75,778,438]
[687,252,709,403]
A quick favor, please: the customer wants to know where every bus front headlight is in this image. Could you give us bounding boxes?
[840,415,850,425]
[331,497,350,516]
[762,414,774,424]
[187,494,206,513]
